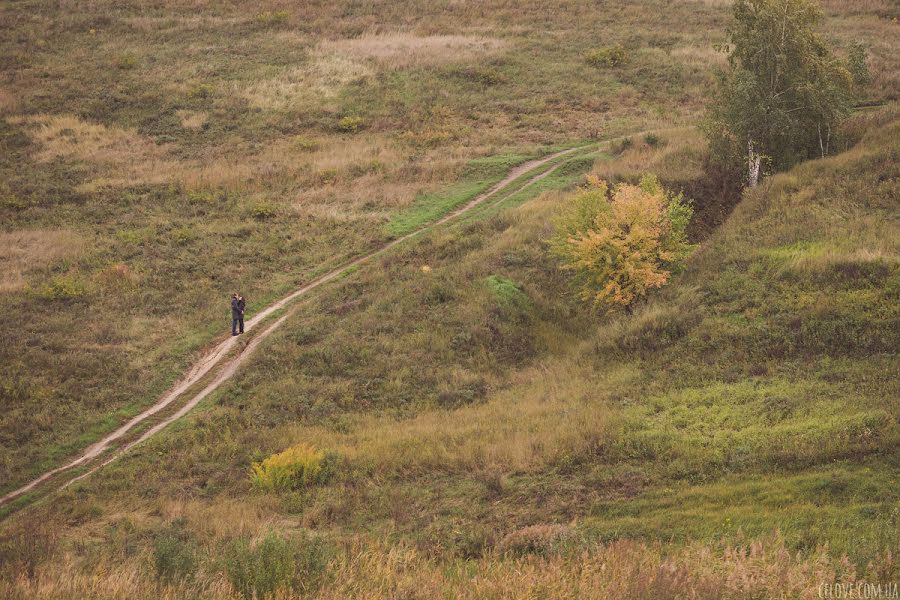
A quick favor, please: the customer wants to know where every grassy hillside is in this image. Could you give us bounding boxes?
[1,0,898,597]
[1,108,896,597]
[1,0,897,492]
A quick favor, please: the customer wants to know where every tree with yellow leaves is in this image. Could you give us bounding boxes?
[550,174,693,312]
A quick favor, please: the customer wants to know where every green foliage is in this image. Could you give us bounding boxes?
[550,175,693,311]
[704,0,854,178]
[188,83,214,99]
[223,532,330,599]
[485,275,530,312]
[249,200,277,220]
[250,443,334,493]
[254,10,289,27]
[847,42,871,90]
[34,274,89,301]
[643,133,662,148]
[585,45,627,68]
[293,135,320,152]
[338,115,364,132]
[117,53,138,70]
[153,522,196,583]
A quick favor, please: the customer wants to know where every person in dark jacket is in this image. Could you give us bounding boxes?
[231,293,245,336]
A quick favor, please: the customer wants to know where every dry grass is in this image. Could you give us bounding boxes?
[1,533,889,599]
[0,230,85,292]
[176,110,207,130]
[319,33,506,70]
[592,127,707,183]
[239,53,372,111]
[272,357,621,477]
[0,88,18,114]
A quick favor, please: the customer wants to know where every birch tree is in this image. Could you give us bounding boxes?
[704,0,853,186]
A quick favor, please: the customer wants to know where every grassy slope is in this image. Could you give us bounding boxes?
[2,0,897,491]
[1,110,895,597]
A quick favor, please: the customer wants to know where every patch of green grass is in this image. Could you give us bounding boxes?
[384,153,531,237]
[583,461,899,565]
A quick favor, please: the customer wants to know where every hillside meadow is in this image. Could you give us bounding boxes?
[1,0,898,597]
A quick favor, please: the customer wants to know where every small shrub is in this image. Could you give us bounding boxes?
[35,274,88,301]
[293,135,320,152]
[250,443,334,493]
[338,115,363,132]
[316,169,339,185]
[643,133,662,148]
[614,136,634,154]
[255,10,289,27]
[189,83,214,99]
[153,523,196,583]
[171,227,196,245]
[585,45,627,68]
[223,531,330,599]
[187,189,218,205]
[250,201,277,220]
[485,275,530,313]
[117,52,137,70]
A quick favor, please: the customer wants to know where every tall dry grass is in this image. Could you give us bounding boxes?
[2,533,890,599]
[0,230,85,292]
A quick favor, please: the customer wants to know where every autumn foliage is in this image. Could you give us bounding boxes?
[550,175,693,311]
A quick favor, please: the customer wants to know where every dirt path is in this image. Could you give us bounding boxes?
[0,144,590,510]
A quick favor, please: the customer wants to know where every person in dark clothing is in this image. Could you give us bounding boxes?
[231,293,244,336]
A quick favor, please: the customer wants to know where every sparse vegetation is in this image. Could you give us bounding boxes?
[0,0,896,596]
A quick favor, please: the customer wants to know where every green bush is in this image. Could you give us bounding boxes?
[189,83,214,99]
[117,53,138,70]
[35,275,88,301]
[250,201,277,220]
[250,444,335,493]
[153,523,196,583]
[644,133,662,148]
[585,45,627,68]
[223,532,329,599]
[293,135,320,152]
[338,115,363,132]
[255,10,289,27]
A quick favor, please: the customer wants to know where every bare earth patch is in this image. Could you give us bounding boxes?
[0,229,85,292]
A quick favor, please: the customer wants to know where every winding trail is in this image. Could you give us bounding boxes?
[0,143,593,510]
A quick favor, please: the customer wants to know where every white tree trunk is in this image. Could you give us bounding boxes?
[748,140,761,188]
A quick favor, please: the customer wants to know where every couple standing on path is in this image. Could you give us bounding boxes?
[231,293,246,336]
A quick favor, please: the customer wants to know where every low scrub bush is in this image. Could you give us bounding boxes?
[254,10,289,27]
[250,200,277,220]
[34,274,88,301]
[223,531,330,599]
[585,45,627,67]
[338,115,363,132]
[293,135,320,152]
[250,443,334,493]
[153,522,196,583]
[549,174,693,312]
